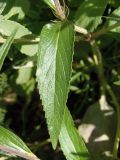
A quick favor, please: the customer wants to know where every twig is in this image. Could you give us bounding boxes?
[92,22,120,39]
[53,0,66,20]
[74,25,88,35]
[0,36,40,44]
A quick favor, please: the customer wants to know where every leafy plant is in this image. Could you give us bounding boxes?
[0,0,120,160]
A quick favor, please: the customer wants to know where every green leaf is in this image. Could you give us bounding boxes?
[0,29,17,70]
[0,18,31,39]
[74,0,108,31]
[16,43,38,56]
[16,67,32,85]
[43,0,56,10]
[4,0,30,20]
[0,126,39,160]
[106,6,120,33]
[36,21,74,148]
[59,107,90,160]
[0,0,7,14]
[0,17,37,56]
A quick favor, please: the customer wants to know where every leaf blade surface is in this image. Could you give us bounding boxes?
[36,21,74,148]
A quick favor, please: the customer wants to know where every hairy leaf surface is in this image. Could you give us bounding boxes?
[59,107,90,160]
[74,0,108,31]
[36,21,74,148]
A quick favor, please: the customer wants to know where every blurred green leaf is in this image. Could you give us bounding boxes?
[74,0,108,31]
[107,6,120,33]
[0,29,17,70]
[4,0,30,20]
[0,17,38,56]
[16,43,38,56]
[0,0,7,14]
[0,17,31,38]
[16,67,32,85]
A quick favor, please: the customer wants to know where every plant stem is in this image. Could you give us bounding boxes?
[53,0,66,20]
[90,40,106,95]
[31,139,51,153]
[0,36,40,44]
[74,25,88,35]
[90,40,120,159]
[92,22,120,39]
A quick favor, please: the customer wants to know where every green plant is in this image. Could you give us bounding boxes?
[0,0,120,160]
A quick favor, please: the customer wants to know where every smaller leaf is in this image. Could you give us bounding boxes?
[0,126,39,160]
[74,0,108,31]
[0,18,31,39]
[0,29,17,70]
[59,107,90,160]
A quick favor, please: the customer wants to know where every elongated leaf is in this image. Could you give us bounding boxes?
[0,126,39,160]
[43,0,56,10]
[59,107,90,160]
[36,21,74,148]
[0,29,17,70]
[74,0,108,31]
[0,0,6,14]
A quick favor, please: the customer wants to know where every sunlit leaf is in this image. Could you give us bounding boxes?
[74,0,108,31]
[0,0,6,14]
[0,18,31,39]
[59,107,90,160]
[36,21,74,148]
